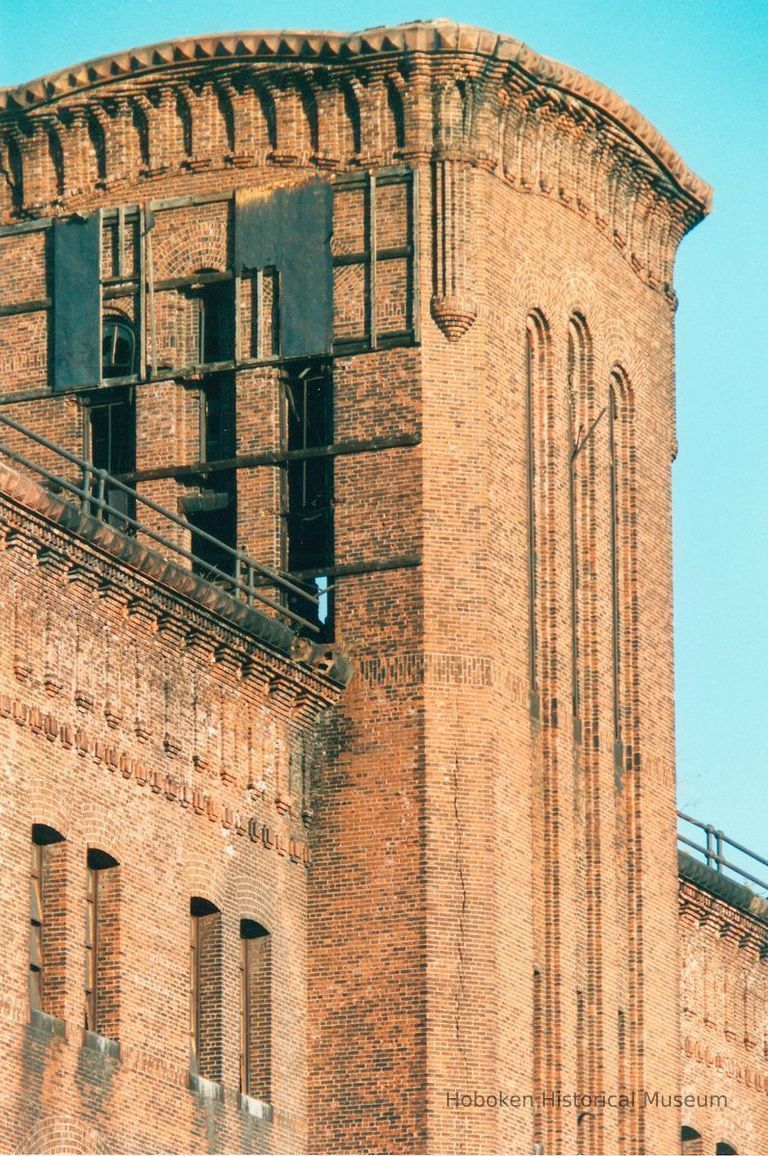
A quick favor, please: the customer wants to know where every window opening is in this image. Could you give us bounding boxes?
[102,317,136,380]
[84,847,118,1034]
[86,387,136,530]
[681,1126,704,1155]
[200,374,236,464]
[197,280,234,367]
[284,361,334,639]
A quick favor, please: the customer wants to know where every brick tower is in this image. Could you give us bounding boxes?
[3,20,762,1156]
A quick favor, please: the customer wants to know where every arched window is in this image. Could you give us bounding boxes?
[84,848,120,1038]
[716,1144,738,1155]
[190,897,223,1083]
[101,316,135,379]
[239,919,271,1103]
[681,1126,704,1155]
[30,825,66,1016]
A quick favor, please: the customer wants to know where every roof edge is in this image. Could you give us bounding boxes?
[0,20,712,213]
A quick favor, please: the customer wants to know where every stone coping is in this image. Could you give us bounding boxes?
[679,850,768,926]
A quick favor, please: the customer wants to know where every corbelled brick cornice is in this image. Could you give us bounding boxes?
[0,20,710,289]
[0,20,710,205]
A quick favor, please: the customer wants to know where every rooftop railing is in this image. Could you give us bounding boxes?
[0,409,319,633]
[678,810,768,897]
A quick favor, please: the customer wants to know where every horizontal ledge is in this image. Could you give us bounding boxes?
[0,298,51,317]
[290,555,422,580]
[118,433,421,483]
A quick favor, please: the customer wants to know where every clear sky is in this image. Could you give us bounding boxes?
[2,0,766,858]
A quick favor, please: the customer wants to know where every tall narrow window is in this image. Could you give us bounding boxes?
[190,897,223,1083]
[84,848,119,1038]
[284,360,334,639]
[239,919,271,1102]
[186,373,238,580]
[197,279,235,366]
[86,387,136,529]
[30,825,65,1014]
[567,314,594,735]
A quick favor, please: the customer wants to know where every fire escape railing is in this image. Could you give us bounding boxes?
[0,410,319,633]
[678,810,768,896]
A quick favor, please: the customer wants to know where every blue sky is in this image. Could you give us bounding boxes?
[2,1,766,857]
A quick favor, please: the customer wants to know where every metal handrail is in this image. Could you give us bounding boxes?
[677,810,768,896]
[0,409,319,633]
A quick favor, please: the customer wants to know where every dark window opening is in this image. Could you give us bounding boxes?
[284,361,334,640]
[200,374,236,464]
[197,280,235,367]
[86,387,136,530]
[681,1127,704,1155]
[185,471,237,582]
[102,317,136,380]
[716,1145,738,1155]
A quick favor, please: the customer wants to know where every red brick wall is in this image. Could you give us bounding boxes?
[0,479,339,1154]
[1,20,753,1156]
[679,880,768,1156]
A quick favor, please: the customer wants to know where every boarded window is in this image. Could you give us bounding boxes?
[234,183,333,358]
[29,825,66,1017]
[84,848,120,1039]
[190,897,223,1082]
[239,919,271,1101]
[53,212,101,390]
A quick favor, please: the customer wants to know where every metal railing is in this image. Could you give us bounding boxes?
[0,409,318,633]
[678,810,768,896]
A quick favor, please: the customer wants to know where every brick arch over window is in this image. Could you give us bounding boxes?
[151,225,229,282]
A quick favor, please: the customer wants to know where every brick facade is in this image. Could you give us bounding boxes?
[0,18,764,1156]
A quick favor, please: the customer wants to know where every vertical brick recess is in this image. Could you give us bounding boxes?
[0,18,763,1156]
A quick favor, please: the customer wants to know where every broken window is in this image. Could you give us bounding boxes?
[200,374,236,464]
[185,475,237,582]
[197,279,235,367]
[284,360,334,639]
[85,387,136,529]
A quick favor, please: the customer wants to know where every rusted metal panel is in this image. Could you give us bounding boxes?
[234,183,333,358]
[53,212,101,390]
